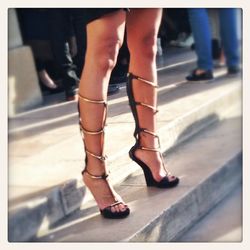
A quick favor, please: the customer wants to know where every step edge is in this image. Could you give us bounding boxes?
[127,151,242,242]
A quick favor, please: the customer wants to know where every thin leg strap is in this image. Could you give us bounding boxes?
[78,93,108,165]
[135,101,159,114]
[128,72,159,142]
[137,128,161,151]
[128,73,159,88]
[78,94,107,105]
[78,94,129,213]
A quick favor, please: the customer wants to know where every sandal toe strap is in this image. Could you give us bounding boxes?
[101,201,126,212]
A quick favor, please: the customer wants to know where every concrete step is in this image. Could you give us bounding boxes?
[33,101,242,242]
[177,184,242,242]
[8,94,242,242]
[8,48,196,138]
[8,69,241,199]
[8,55,198,201]
[8,53,242,241]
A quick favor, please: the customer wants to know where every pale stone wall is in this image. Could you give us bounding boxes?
[8,8,43,116]
[8,8,23,49]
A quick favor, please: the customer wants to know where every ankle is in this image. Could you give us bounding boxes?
[84,160,107,175]
[140,134,159,149]
[133,149,165,182]
[135,148,161,163]
[195,69,208,75]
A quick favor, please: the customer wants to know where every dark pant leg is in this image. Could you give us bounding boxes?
[71,13,87,76]
[219,8,240,68]
[188,8,213,70]
[47,9,79,97]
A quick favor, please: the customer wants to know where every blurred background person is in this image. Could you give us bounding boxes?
[17,8,80,101]
[186,8,240,82]
[17,8,63,94]
[165,8,194,49]
[47,8,80,101]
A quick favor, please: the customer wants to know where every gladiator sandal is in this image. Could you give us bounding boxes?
[126,73,179,188]
[78,93,130,218]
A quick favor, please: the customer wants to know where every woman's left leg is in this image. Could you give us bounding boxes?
[126,8,179,186]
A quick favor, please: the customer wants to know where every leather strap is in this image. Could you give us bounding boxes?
[128,72,171,176]
[82,168,109,180]
[78,93,108,171]
[128,73,159,88]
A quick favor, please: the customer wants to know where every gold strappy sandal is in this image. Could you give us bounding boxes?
[78,94,130,218]
[126,73,179,188]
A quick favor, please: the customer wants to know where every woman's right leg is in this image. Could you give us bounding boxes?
[78,10,128,216]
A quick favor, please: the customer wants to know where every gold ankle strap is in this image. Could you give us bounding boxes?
[137,128,161,152]
[139,146,160,152]
[137,129,171,175]
[82,168,109,180]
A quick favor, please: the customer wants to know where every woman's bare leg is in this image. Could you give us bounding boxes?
[126,8,176,182]
[78,10,127,212]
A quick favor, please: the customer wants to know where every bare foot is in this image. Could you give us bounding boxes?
[134,149,177,182]
[83,164,128,213]
[195,69,208,75]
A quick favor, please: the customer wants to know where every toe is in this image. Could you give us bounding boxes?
[119,203,126,212]
[115,205,120,213]
[168,175,177,182]
[111,206,116,213]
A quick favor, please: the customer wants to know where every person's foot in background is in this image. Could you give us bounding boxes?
[186,68,214,82]
[38,69,64,94]
[214,50,226,68]
[177,34,194,48]
[227,65,240,76]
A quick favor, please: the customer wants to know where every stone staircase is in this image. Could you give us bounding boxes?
[8,49,242,242]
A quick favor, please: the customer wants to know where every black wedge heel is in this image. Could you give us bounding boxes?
[129,146,179,188]
[127,73,179,188]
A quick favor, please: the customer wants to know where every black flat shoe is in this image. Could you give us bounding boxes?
[186,69,214,82]
[40,83,64,94]
[227,65,240,75]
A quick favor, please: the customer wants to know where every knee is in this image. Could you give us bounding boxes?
[129,30,158,60]
[93,37,123,72]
